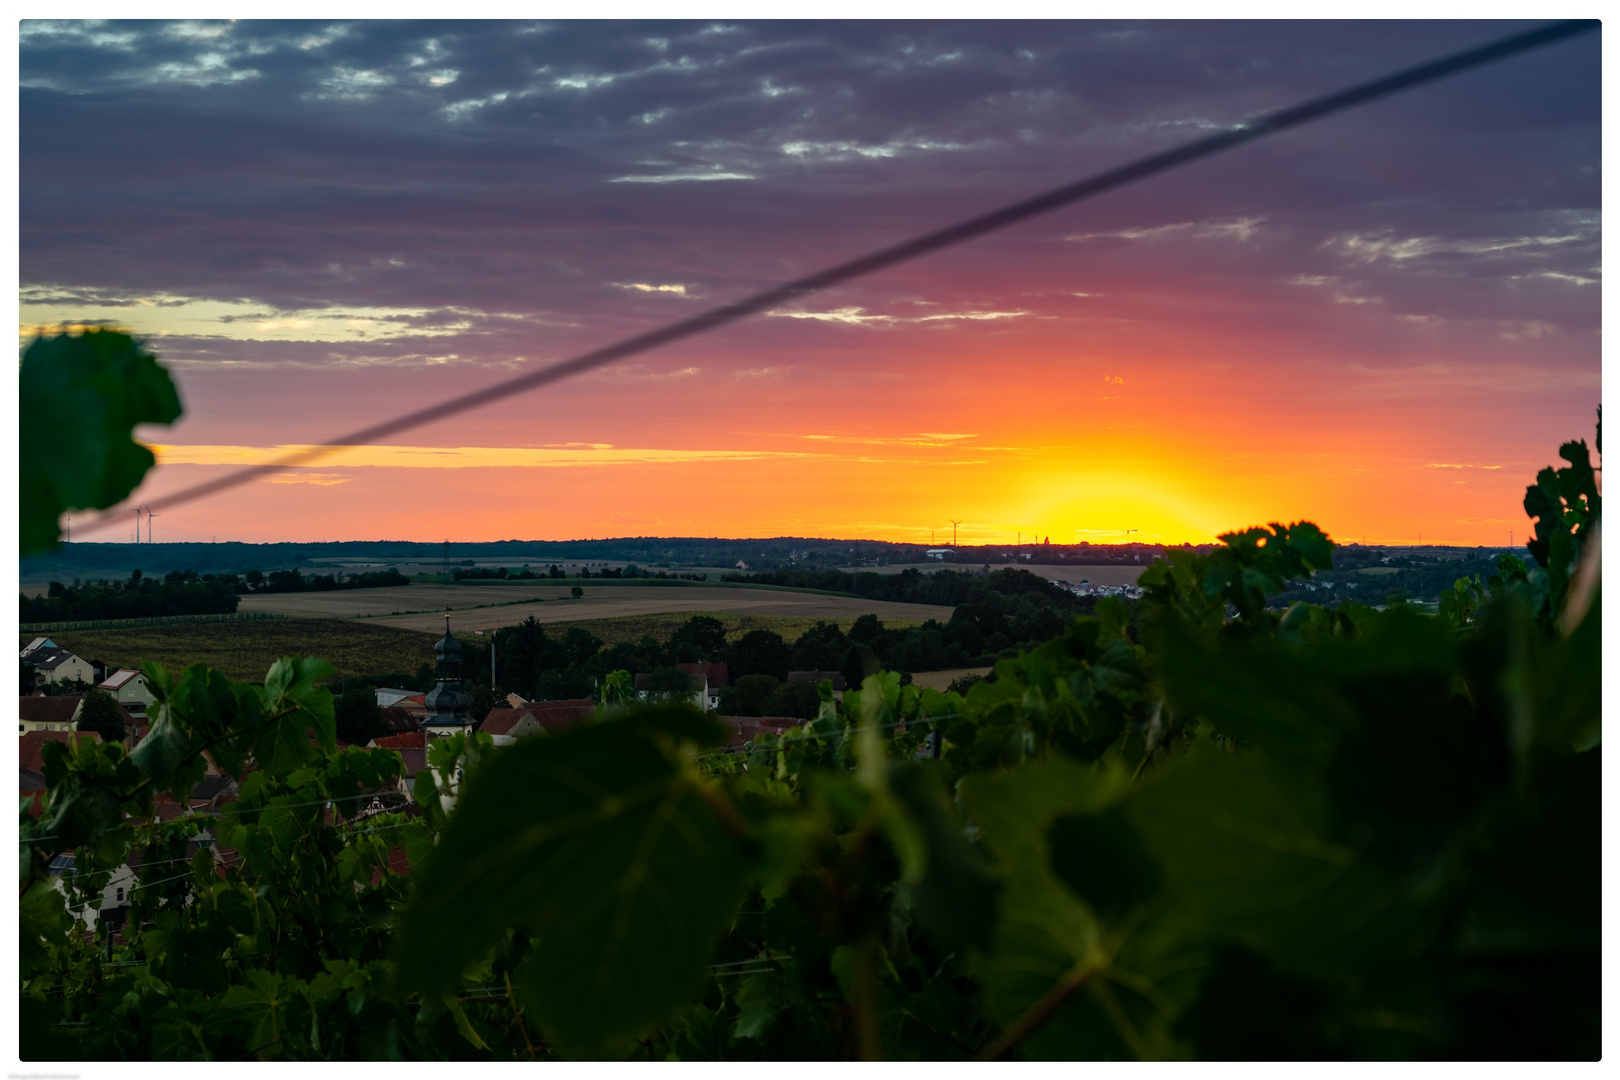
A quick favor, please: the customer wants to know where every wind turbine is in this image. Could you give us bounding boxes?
[147,511,160,544]
[133,507,143,543]
[950,520,960,547]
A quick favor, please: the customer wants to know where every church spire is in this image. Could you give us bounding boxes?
[424,616,472,735]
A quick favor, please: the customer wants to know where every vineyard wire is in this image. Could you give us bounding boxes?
[65,20,1597,538]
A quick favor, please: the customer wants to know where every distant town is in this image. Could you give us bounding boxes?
[22,536,1525,586]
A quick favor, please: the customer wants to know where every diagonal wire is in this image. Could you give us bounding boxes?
[70,19,1597,538]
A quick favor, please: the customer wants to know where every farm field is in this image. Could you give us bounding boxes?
[22,612,942,684]
[237,583,558,618]
[25,619,438,683]
[908,666,994,692]
[236,583,955,633]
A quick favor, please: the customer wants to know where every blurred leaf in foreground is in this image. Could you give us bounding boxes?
[19,328,182,554]
[393,705,753,1058]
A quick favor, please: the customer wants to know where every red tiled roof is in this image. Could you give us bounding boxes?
[19,730,101,773]
[379,707,421,733]
[373,731,427,750]
[149,793,217,823]
[20,696,82,724]
[478,708,525,736]
[523,698,596,733]
[480,699,595,737]
[718,715,805,747]
[679,662,729,688]
[788,671,848,691]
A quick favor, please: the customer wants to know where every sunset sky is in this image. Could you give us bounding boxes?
[19,19,1600,547]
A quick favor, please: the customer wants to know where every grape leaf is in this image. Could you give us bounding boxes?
[393,706,752,1058]
[20,879,73,979]
[886,761,1000,952]
[959,756,1132,1058]
[18,329,182,555]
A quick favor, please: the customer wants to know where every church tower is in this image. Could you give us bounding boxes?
[424,617,472,738]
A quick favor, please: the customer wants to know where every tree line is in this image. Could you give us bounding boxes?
[21,567,411,622]
[440,574,1094,720]
[21,570,242,622]
[723,565,1084,609]
[450,564,708,581]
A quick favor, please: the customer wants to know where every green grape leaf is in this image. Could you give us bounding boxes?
[20,879,74,978]
[223,969,297,1055]
[887,761,1000,952]
[393,705,751,1059]
[250,656,335,777]
[149,996,226,1061]
[443,994,490,1051]
[960,756,1132,1058]
[1046,807,1162,927]
[400,821,435,871]
[130,709,195,789]
[1121,743,1415,981]
[40,776,125,857]
[18,329,182,555]
[731,970,793,1042]
[411,768,448,831]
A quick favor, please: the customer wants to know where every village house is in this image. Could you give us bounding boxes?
[787,670,847,699]
[632,661,728,711]
[97,669,157,719]
[719,715,806,749]
[378,706,423,735]
[21,639,103,688]
[21,694,83,734]
[477,699,596,746]
[375,686,429,715]
[21,728,101,772]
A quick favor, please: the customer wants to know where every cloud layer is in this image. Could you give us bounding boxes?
[20,19,1600,544]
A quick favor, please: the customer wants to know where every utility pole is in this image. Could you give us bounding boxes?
[442,539,450,579]
[491,628,497,688]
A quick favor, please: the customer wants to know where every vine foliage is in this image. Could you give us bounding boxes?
[17,334,1600,1059]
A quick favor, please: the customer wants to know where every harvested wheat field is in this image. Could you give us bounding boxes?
[236,583,557,619]
[251,583,956,634]
[908,667,995,692]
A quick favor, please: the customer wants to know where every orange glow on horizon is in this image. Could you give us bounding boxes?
[101,258,1596,551]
